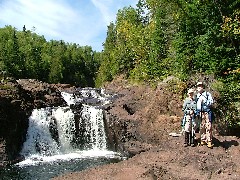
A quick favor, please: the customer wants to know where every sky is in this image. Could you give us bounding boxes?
[0,0,138,51]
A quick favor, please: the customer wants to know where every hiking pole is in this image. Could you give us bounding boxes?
[190,111,195,146]
[198,102,203,145]
[191,116,194,145]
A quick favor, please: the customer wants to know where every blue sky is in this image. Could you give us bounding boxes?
[0,0,138,51]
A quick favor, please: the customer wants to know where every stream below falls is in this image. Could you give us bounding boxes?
[0,88,124,180]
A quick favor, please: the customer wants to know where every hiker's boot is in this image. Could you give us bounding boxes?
[184,132,190,147]
[200,141,207,146]
[207,142,213,149]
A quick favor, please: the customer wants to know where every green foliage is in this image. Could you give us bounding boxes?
[173,0,240,78]
[0,26,24,78]
[0,1,239,132]
[95,0,240,133]
[0,84,15,90]
[214,77,240,130]
[0,26,100,87]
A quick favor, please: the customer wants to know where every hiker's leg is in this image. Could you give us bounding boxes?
[200,113,207,144]
[205,112,212,142]
[184,115,191,132]
[184,115,191,146]
[184,132,190,146]
[190,116,196,145]
[194,115,201,143]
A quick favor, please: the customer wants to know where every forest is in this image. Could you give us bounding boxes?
[0,25,100,87]
[0,0,239,130]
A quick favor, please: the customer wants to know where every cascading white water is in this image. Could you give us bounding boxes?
[20,107,76,157]
[52,107,75,153]
[1,88,124,180]
[19,88,116,165]
[81,105,107,150]
[60,92,75,106]
[20,108,60,157]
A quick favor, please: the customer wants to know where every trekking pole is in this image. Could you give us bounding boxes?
[191,110,195,146]
[191,116,194,145]
[198,102,203,145]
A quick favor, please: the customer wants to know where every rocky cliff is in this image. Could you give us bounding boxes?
[103,76,183,156]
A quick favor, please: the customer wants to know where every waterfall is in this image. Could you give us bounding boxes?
[20,88,115,161]
[52,107,75,153]
[0,88,125,180]
[81,105,107,150]
[20,108,60,157]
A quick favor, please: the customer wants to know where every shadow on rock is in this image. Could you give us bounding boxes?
[213,136,239,149]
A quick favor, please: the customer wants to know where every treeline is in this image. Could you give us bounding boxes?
[97,0,239,84]
[0,25,100,87]
[96,0,239,130]
[0,0,239,130]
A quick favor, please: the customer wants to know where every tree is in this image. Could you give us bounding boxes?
[3,27,24,78]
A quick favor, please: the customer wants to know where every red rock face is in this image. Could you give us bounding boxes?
[103,77,183,155]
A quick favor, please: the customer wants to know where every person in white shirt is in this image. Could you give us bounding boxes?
[196,82,214,148]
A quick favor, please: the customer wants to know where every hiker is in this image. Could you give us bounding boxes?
[182,88,197,147]
[196,82,214,148]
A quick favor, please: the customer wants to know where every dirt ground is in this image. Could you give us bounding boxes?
[53,76,240,180]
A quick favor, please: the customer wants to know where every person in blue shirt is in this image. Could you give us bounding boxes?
[196,82,214,148]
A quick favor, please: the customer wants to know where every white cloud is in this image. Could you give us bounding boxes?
[91,0,138,25]
[90,0,115,25]
[0,0,138,51]
[0,0,79,36]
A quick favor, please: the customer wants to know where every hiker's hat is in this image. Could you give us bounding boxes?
[187,88,194,94]
[197,82,203,86]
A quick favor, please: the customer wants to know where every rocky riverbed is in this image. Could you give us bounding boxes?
[53,76,240,180]
[0,77,239,179]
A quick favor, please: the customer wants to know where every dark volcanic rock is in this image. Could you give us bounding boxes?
[17,79,69,108]
[103,77,183,155]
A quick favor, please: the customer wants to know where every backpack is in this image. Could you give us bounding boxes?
[196,91,215,122]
